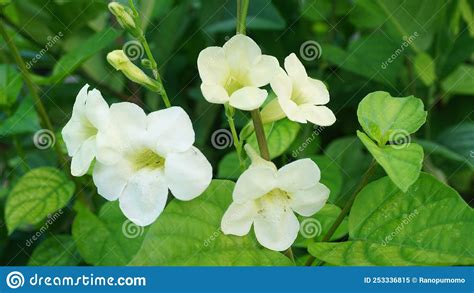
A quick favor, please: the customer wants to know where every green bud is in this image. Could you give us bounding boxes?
[107,50,161,92]
[108,2,142,37]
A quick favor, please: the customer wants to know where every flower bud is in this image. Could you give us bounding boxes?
[108,2,142,37]
[107,50,161,92]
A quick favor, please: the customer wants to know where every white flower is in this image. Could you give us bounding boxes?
[197,34,279,111]
[62,84,110,177]
[221,145,329,251]
[92,104,212,226]
[269,53,336,126]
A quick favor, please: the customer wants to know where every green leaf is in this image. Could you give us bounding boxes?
[441,65,474,95]
[248,119,301,159]
[308,155,343,201]
[0,97,41,136]
[357,91,427,145]
[217,151,249,180]
[72,201,148,266]
[33,29,120,84]
[357,131,423,192]
[414,52,436,86]
[28,235,80,266]
[309,173,474,265]
[0,64,22,107]
[294,204,348,248]
[5,167,75,233]
[129,180,293,266]
[436,122,474,170]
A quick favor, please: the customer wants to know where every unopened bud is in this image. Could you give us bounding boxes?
[108,2,142,37]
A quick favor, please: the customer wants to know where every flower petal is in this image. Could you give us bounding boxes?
[70,136,96,177]
[277,159,321,192]
[201,83,229,104]
[229,87,267,111]
[147,107,195,155]
[62,119,91,156]
[197,46,230,85]
[270,68,292,99]
[278,97,306,123]
[71,84,89,115]
[260,98,286,124]
[290,182,330,217]
[85,88,110,129]
[119,169,168,226]
[254,208,299,251]
[300,104,336,126]
[93,160,132,201]
[223,34,261,78]
[221,201,257,236]
[233,165,276,203]
[164,147,212,201]
[284,53,307,81]
[247,55,279,87]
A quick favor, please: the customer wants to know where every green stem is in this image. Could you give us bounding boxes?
[225,104,244,170]
[305,160,378,266]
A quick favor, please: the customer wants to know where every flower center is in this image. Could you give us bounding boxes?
[224,76,244,96]
[131,149,165,171]
[256,188,291,222]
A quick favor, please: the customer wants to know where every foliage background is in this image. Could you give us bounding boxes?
[0,0,472,266]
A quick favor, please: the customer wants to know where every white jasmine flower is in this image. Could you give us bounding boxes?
[93,104,212,226]
[62,84,110,177]
[197,34,279,111]
[269,53,336,126]
[221,145,329,251]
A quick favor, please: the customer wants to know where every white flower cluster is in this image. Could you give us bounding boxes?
[198,35,334,251]
[62,85,212,226]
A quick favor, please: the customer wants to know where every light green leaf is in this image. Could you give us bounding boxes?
[28,235,80,266]
[441,65,474,95]
[33,29,120,84]
[5,167,75,233]
[0,97,41,136]
[129,180,293,266]
[0,64,22,107]
[357,91,427,145]
[309,173,474,265]
[414,52,436,86]
[248,119,301,159]
[72,201,148,266]
[357,131,423,192]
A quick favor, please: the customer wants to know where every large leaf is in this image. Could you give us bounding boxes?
[0,97,41,136]
[357,131,423,192]
[129,180,293,266]
[357,91,427,145]
[413,52,436,86]
[5,167,75,233]
[72,201,148,266]
[0,64,22,107]
[309,173,474,265]
[28,235,80,266]
[309,155,343,201]
[441,65,474,95]
[436,122,474,170]
[33,29,120,84]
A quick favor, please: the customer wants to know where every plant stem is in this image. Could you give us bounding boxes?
[225,104,244,169]
[0,21,66,165]
[305,159,378,266]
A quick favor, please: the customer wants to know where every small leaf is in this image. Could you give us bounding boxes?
[129,180,293,266]
[0,97,41,136]
[357,131,423,192]
[72,201,148,266]
[5,167,75,233]
[28,235,80,266]
[309,173,474,266]
[357,91,427,145]
[441,65,474,95]
[414,52,436,86]
[0,64,22,107]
